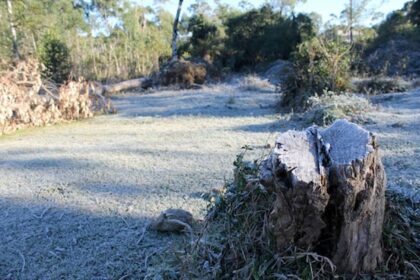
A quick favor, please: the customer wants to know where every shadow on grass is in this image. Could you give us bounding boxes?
[0,198,187,279]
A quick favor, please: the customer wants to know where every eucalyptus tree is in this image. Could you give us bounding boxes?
[171,0,184,60]
[6,0,19,59]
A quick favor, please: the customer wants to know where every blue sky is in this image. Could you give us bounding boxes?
[138,0,409,25]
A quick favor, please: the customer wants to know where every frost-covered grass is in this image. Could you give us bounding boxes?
[0,83,418,278]
[0,84,288,279]
[237,74,275,92]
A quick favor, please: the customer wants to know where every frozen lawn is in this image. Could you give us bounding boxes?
[0,84,418,279]
[0,85,286,279]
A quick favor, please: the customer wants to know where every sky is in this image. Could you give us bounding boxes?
[138,0,410,26]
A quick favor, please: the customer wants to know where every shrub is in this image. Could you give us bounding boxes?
[304,91,372,126]
[282,37,351,109]
[39,35,72,84]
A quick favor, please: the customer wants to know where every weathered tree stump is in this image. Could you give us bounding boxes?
[260,119,386,274]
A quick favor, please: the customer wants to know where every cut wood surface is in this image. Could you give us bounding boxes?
[260,119,386,274]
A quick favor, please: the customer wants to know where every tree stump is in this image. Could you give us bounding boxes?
[260,119,386,274]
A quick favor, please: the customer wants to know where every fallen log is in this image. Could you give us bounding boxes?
[102,77,152,95]
[260,119,386,274]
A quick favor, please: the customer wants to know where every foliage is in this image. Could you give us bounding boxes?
[224,6,315,70]
[409,0,420,26]
[0,0,172,81]
[368,1,420,48]
[376,10,413,42]
[38,35,72,83]
[179,14,224,63]
[282,37,351,109]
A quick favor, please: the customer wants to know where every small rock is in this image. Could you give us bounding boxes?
[150,208,193,233]
[391,122,404,128]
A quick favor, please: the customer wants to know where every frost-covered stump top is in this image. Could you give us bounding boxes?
[321,119,374,165]
[273,129,319,186]
[272,119,376,187]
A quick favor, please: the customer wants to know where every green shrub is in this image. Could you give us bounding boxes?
[282,37,351,109]
[39,35,72,84]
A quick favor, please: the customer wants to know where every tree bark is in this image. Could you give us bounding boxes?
[260,119,386,274]
[6,0,20,59]
[349,0,353,44]
[171,0,184,61]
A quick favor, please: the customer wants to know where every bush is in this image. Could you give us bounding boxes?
[39,35,72,84]
[282,37,351,109]
[304,91,372,126]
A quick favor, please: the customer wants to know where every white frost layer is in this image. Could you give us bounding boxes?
[274,130,319,184]
[321,119,373,165]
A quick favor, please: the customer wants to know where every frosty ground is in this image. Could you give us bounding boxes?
[0,84,419,279]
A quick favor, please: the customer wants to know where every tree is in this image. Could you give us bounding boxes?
[6,0,19,59]
[171,0,184,60]
[340,0,382,43]
[409,0,420,25]
[188,0,211,15]
[181,14,223,61]
[268,0,307,15]
[225,6,314,69]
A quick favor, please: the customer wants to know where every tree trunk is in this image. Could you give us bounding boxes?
[6,0,20,59]
[260,119,386,274]
[171,0,184,61]
[349,0,353,44]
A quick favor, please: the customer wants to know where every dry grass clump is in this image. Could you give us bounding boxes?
[238,75,275,92]
[304,91,373,126]
[176,149,419,279]
[159,60,207,88]
[0,59,114,135]
[381,193,420,278]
